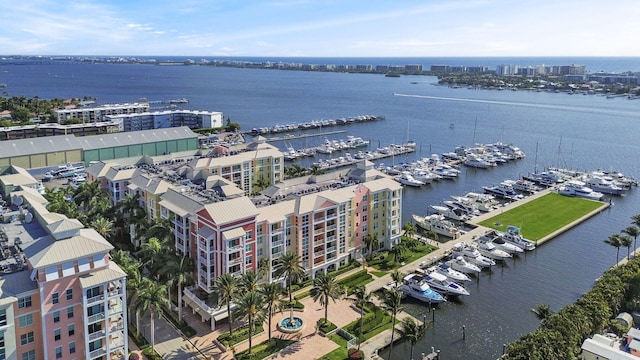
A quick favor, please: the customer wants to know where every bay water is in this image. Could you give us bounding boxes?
[2,59,640,359]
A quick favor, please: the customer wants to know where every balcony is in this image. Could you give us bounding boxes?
[88,313,105,324]
[109,302,123,317]
[89,330,106,341]
[87,294,105,305]
[90,347,107,359]
[228,244,243,253]
[228,257,242,266]
[108,288,123,298]
[110,321,124,333]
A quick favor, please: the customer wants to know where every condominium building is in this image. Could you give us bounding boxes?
[105,110,224,132]
[55,103,150,123]
[0,174,127,360]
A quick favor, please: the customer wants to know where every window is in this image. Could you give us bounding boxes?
[55,346,62,359]
[67,307,73,319]
[68,324,75,336]
[54,328,61,341]
[21,350,35,360]
[18,314,33,328]
[53,311,60,323]
[18,296,32,309]
[52,292,59,305]
[66,289,73,301]
[20,331,34,345]
[69,341,76,354]
[0,309,6,326]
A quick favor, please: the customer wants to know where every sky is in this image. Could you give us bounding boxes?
[1,0,639,57]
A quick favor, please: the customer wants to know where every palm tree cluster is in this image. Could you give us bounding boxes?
[603,214,640,264]
[210,270,286,355]
[283,163,325,179]
[504,215,640,360]
[0,95,76,125]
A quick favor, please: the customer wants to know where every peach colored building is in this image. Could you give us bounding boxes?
[0,184,127,360]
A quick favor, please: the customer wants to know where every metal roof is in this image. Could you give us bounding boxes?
[202,196,259,225]
[78,265,126,289]
[23,228,113,269]
[77,126,198,150]
[0,135,82,158]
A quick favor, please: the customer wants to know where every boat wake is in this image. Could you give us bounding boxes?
[393,93,639,118]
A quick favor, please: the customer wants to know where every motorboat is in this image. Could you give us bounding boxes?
[431,164,460,179]
[447,256,481,275]
[345,136,370,148]
[463,155,495,168]
[427,262,471,282]
[482,182,524,201]
[581,175,624,196]
[451,242,496,268]
[412,214,463,239]
[429,205,469,222]
[410,169,438,184]
[396,172,425,187]
[507,179,542,194]
[423,271,470,297]
[463,192,500,212]
[500,226,536,251]
[479,230,523,255]
[443,199,481,217]
[523,170,563,187]
[397,274,446,304]
[558,180,604,200]
[475,239,512,261]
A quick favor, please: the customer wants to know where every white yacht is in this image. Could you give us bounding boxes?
[412,214,463,239]
[430,205,469,222]
[463,155,495,169]
[479,231,523,255]
[426,263,471,282]
[463,192,500,212]
[500,226,536,251]
[396,172,425,187]
[447,256,481,275]
[451,242,496,268]
[482,182,524,201]
[345,136,370,148]
[507,179,542,194]
[558,180,604,200]
[411,169,438,184]
[443,199,481,217]
[475,239,512,261]
[423,272,470,297]
[581,175,624,196]
[431,164,460,179]
[397,274,446,304]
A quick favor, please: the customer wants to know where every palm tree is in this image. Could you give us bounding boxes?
[363,233,379,260]
[622,226,639,259]
[239,270,260,293]
[233,291,264,355]
[398,317,426,360]
[210,273,239,337]
[402,222,417,239]
[257,257,271,280]
[143,216,174,243]
[274,252,305,304]
[260,283,285,340]
[310,272,344,324]
[90,216,115,240]
[349,284,371,350]
[135,278,170,353]
[390,269,404,286]
[160,254,194,322]
[620,234,633,260]
[388,243,407,264]
[380,289,403,360]
[530,303,554,322]
[604,234,623,264]
[137,237,170,277]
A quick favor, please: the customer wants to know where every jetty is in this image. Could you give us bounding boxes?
[312,143,416,170]
[246,114,384,135]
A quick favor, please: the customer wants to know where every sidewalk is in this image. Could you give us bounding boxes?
[137,312,204,360]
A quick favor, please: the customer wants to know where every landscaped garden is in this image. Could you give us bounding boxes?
[234,338,295,360]
[478,192,605,240]
[368,241,437,271]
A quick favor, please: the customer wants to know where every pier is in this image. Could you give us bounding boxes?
[264,130,347,142]
[245,114,384,136]
[312,143,416,170]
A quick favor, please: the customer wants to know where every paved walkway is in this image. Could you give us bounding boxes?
[137,312,204,360]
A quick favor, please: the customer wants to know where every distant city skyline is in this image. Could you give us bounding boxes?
[2,0,639,57]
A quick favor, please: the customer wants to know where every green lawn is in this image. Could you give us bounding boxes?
[478,193,605,240]
[371,271,387,278]
[368,244,437,271]
[234,338,295,360]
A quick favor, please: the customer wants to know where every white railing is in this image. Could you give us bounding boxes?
[88,330,105,341]
[87,294,104,304]
[87,313,105,324]
[89,347,106,359]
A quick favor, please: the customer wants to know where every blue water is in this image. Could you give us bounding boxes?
[2,58,640,359]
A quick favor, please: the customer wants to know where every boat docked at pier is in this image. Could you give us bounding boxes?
[475,239,512,261]
[463,154,495,169]
[507,179,542,194]
[482,182,524,201]
[412,214,464,239]
[422,271,470,297]
[451,242,496,268]
[447,256,482,275]
[397,274,446,304]
[478,230,523,255]
[429,205,470,222]
[500,226,536,251]
[558,180,605,200]
[396,172,425,187]
[580,175,625,195]
[425,262,471,282]
[462,192,500,212]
